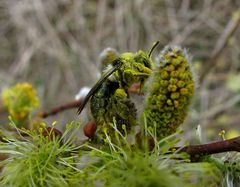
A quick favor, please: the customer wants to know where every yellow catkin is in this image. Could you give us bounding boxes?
[143,46,195,139]
[1,83,40,124]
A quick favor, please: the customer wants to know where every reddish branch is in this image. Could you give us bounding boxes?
[39,99,83,118]
[178,136,240,157]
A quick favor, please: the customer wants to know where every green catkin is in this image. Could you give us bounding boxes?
[143,46,195,139]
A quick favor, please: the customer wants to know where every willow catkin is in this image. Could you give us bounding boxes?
[143,46,195,139]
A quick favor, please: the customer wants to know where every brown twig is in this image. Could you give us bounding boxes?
[39,99,83,118]
[200,11,240,82]
[178,136,240,158]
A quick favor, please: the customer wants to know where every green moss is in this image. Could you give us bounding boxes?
[143,46,195,139]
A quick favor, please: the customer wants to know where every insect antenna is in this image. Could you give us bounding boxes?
[77,59,123,115]
[148,41,160,57]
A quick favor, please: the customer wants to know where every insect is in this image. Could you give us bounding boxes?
[78,43,195,141]
[77,42,160,138]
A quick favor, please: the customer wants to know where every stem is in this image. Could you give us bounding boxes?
[178,136,240,156]
[39,99,83,118]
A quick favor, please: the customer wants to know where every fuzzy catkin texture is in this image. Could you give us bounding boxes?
[144,46,195,139]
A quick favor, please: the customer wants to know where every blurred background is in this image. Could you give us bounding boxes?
[0,0,240,142]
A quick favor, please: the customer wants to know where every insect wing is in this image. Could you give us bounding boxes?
[77,60,122,115]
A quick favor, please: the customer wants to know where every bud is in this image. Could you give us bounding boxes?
[84,120,97,139]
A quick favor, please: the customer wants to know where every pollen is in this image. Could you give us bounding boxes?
[143,46,195,139]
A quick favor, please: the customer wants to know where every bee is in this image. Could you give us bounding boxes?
[77,42,159,138]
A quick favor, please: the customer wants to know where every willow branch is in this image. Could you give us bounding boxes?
[38,99,83,118]
[178,136,240,157]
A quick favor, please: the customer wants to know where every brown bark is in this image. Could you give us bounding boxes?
[177,136,240,158]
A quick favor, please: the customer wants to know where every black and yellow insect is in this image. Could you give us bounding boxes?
[78,42,159,136]
[78,42,195,140]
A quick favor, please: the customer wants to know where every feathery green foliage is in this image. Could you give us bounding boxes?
[0,117,225,187]
[222,153,240,186]
[0,120,85,187]
[84,124,222,187]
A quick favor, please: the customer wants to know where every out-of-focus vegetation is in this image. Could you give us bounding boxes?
[2,83,40,126]
[0,0,240,141]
